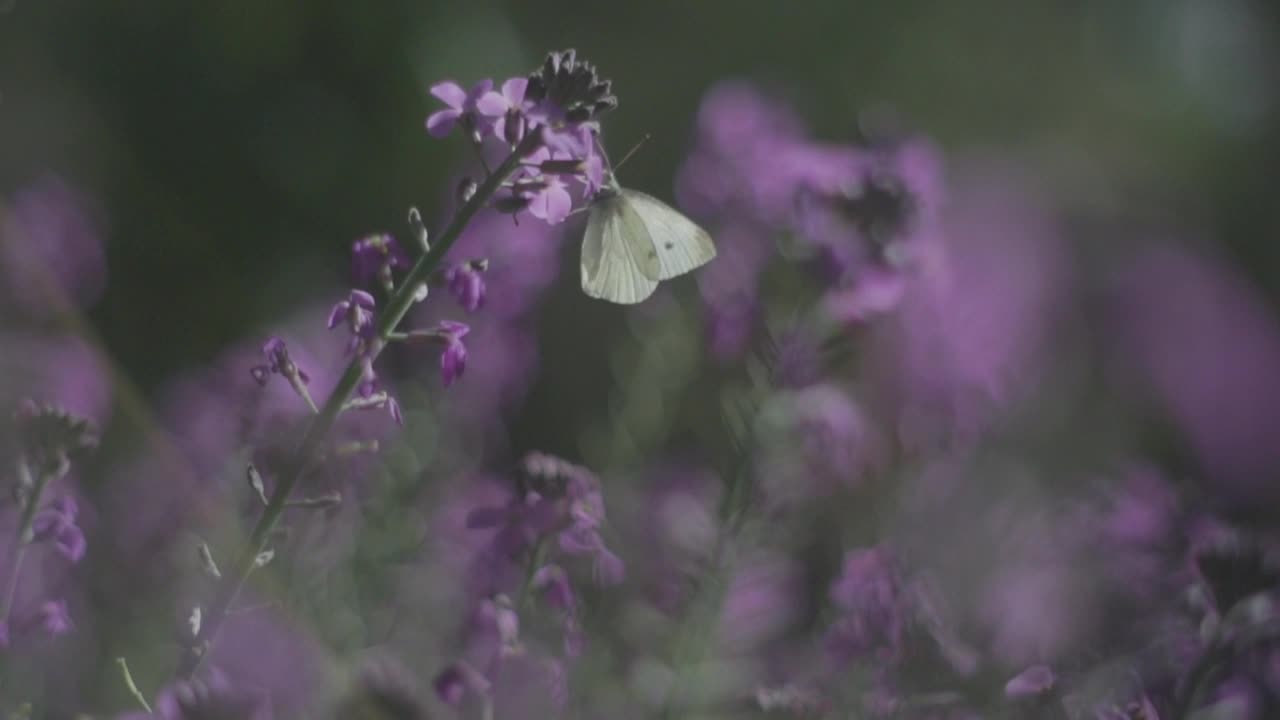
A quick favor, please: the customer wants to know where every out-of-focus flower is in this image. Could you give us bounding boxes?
[1107,245,1280,510]
[1,175,107,314]
[861,160,1066,448]
[32,494,86,563]
[757,383,878,506]
[36,599,72,636]
[825,546,908,665]
[0,332,113,425]
[718,553,803,653]
[1004,664,1056,698]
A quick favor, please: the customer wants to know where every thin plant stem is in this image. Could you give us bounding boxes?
[175,131,543,679]
[1,458,51,624]
[116,657,153,713]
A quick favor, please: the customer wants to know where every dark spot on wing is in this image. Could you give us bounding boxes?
[647,250,657,258]
[664,242,674,250]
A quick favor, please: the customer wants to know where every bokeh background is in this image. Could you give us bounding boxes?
[2,0,1280,716]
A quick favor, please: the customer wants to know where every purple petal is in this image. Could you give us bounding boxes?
[326,302,347,329]
[467,79,494,104]
[426,109,460,138]
[429,81,467,109]
[475,91,509,118]
[350,289,376,309]
[502,77,528,105]
[532,184,573,225]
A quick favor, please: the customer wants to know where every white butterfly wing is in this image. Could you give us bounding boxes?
[621,189,716,281]
[580,195,659,304]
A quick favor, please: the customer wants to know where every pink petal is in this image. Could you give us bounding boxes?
[425,109,460,138]
[429,81,467,109]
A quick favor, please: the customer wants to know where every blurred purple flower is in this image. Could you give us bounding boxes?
[1004,664,1055,698]
[826,546,908,665]
[0,332,113,424]
[135,670,272,720]
[1108,245,1280,508]
[36,599,72,636]
[1,175,107,314]
[862,160,1066,448]
[32,494,86,563]
[718,553,802,653]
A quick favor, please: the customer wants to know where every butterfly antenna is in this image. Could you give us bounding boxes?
[612,133,653,173]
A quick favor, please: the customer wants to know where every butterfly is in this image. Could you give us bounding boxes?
[580,175,716,304]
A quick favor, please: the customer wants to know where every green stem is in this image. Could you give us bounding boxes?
[175,131,543,679]
[2,458,51,625]
[116,656,153,713]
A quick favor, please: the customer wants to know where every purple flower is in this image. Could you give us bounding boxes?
[434,663,474,706]
[32,494,86,563]
[826,546,907,665]
[37,599,73,636]
[532,565,576,612]
[1004,664,1055,698]
[351,233,410,288]
[147,672,273,720]
[507,172,573,225]
[435,320,470,386]
[1,175,107,315]
[445,261,488,312]
[477,77,532,146]
[426,79,494,139]
[326,289,377,340]
[249,336,310,387]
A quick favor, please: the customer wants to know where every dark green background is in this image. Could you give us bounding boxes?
[3,0,1278,453]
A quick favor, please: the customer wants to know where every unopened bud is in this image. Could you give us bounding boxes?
[408,206,429,252]
[246,464,268,505]
[197,542,222,579]
[457,177,478,205]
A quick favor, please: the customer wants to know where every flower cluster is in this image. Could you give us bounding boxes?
[1,402,94,649]
[675,83,943,360]
[427,49,615,224]
[434,452,624,712]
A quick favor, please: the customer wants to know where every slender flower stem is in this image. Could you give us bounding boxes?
[175,131,543,679]
[116,657,154,713]
[1,458,51,625]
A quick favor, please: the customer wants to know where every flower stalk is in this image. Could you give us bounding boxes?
[175,129,544,679]
[1,458,50,624]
